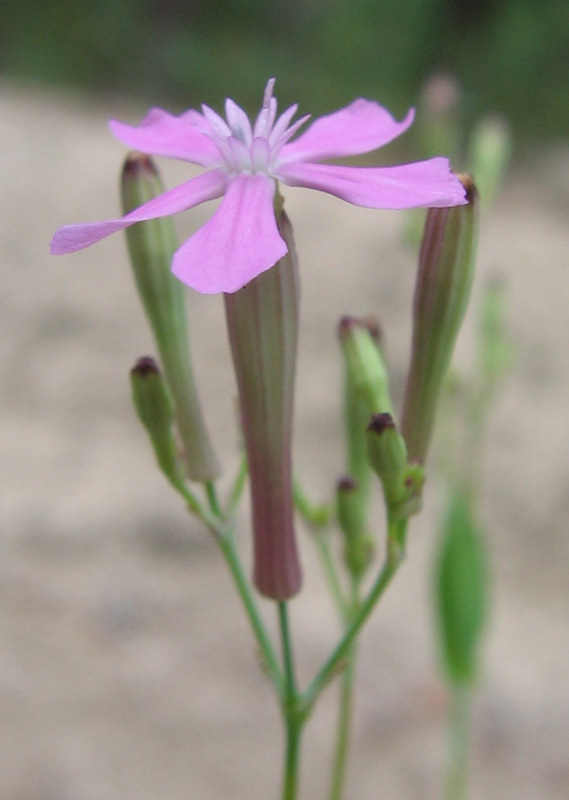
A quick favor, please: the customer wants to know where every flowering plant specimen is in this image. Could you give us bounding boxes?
[51,79,465,293]
[51,79,477,800]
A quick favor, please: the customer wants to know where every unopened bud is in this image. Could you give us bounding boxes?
[338,316,393,416]
[468,116,511,209]
[336,476,375,579]
[130,356,185,488]
[122,153,219,482]
[338,316,393,537]
[367,413,408,508]
[400,174,478,462]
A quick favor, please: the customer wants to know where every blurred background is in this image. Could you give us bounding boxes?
[1,0,568,144]
[1,2,569,799]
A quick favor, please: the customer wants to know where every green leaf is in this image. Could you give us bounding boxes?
[436,490,489,684]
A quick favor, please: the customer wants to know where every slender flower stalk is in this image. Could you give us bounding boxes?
[52,79,466,295]
[224,197,301,599]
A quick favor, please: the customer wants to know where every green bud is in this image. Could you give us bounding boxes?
[122,153,219,482]
[468,116,511,210]
[401,174,478,463]
[338,317,392,536]
[130,356,186,489]
[338,316,393,416]
[436,490,489,685]
[367,412,420,519]
[336,476,375,579]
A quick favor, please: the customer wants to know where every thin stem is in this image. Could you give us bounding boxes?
[329,649,356,800]
[293,478,333,528]
[315,532,348,619]
[293,478,346,617]
[328,581,360,800]
[171,479,281,691]
[444,684,472,800]
[205,480,222,517]
[278,602,303,800]
[304,518,407,711]
[279,602,297,697]
[217,533,284,695]
[226,454,248,517]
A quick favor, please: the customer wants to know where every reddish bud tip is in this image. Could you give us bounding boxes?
[122,151,158,179]
[367,412,395,435]
[456,172,477,204]
[337,315,360,339]
[362,316,383,347]
[337,475,359,493]
[131,355,160,377]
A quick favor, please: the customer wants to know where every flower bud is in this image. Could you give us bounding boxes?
[468,116,511,210]
[130,356,186,489]
[224,199,301,600]
[338,316,394,417]
[436,490,489,684]
[122,152,220,482]
[366,413,424,519]
[336,476,374,579]
[400,174,478,463]
[338,317,393,536]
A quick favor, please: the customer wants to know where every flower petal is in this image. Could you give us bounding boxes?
[278,100,414,163]
[51,169,228,254]
[276,158,467,209]
[171,174,287,294]
[109,108,222,166]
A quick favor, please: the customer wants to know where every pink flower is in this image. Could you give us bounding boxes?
[51,79,466,294]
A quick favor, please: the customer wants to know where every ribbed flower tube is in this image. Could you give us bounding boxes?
[401,174,478,463]
[224,199,301,600]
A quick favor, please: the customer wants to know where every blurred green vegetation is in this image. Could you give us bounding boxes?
[1,0,567,143]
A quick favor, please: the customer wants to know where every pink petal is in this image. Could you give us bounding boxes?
[278,101,414,163]
[276,158,467,209]
[171,173,287,294]
[51,169,228,255]
[109,108,222,167]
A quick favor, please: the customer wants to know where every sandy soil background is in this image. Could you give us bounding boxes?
[0,81,568,800]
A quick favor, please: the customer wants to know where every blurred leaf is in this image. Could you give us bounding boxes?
[436,490,489,684]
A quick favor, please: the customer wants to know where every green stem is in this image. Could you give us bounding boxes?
[328,581,360,800]
[226,454,248,516]
[304,518,407,711]
[217,532,284,695]
[329,649,356,800]
[278,602,303,800]
[205,480,222,517]
[315,532,348,619]
[293,478,333,528]
[445,683,472,800]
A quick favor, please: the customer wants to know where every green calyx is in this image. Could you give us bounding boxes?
[130,356,186,489]
[366,413,425,520]
[122,152,219,482]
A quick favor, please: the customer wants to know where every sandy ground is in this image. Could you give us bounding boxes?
[0,80,568,800]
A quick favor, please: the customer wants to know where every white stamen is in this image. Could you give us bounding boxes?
[263,78,276,110]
